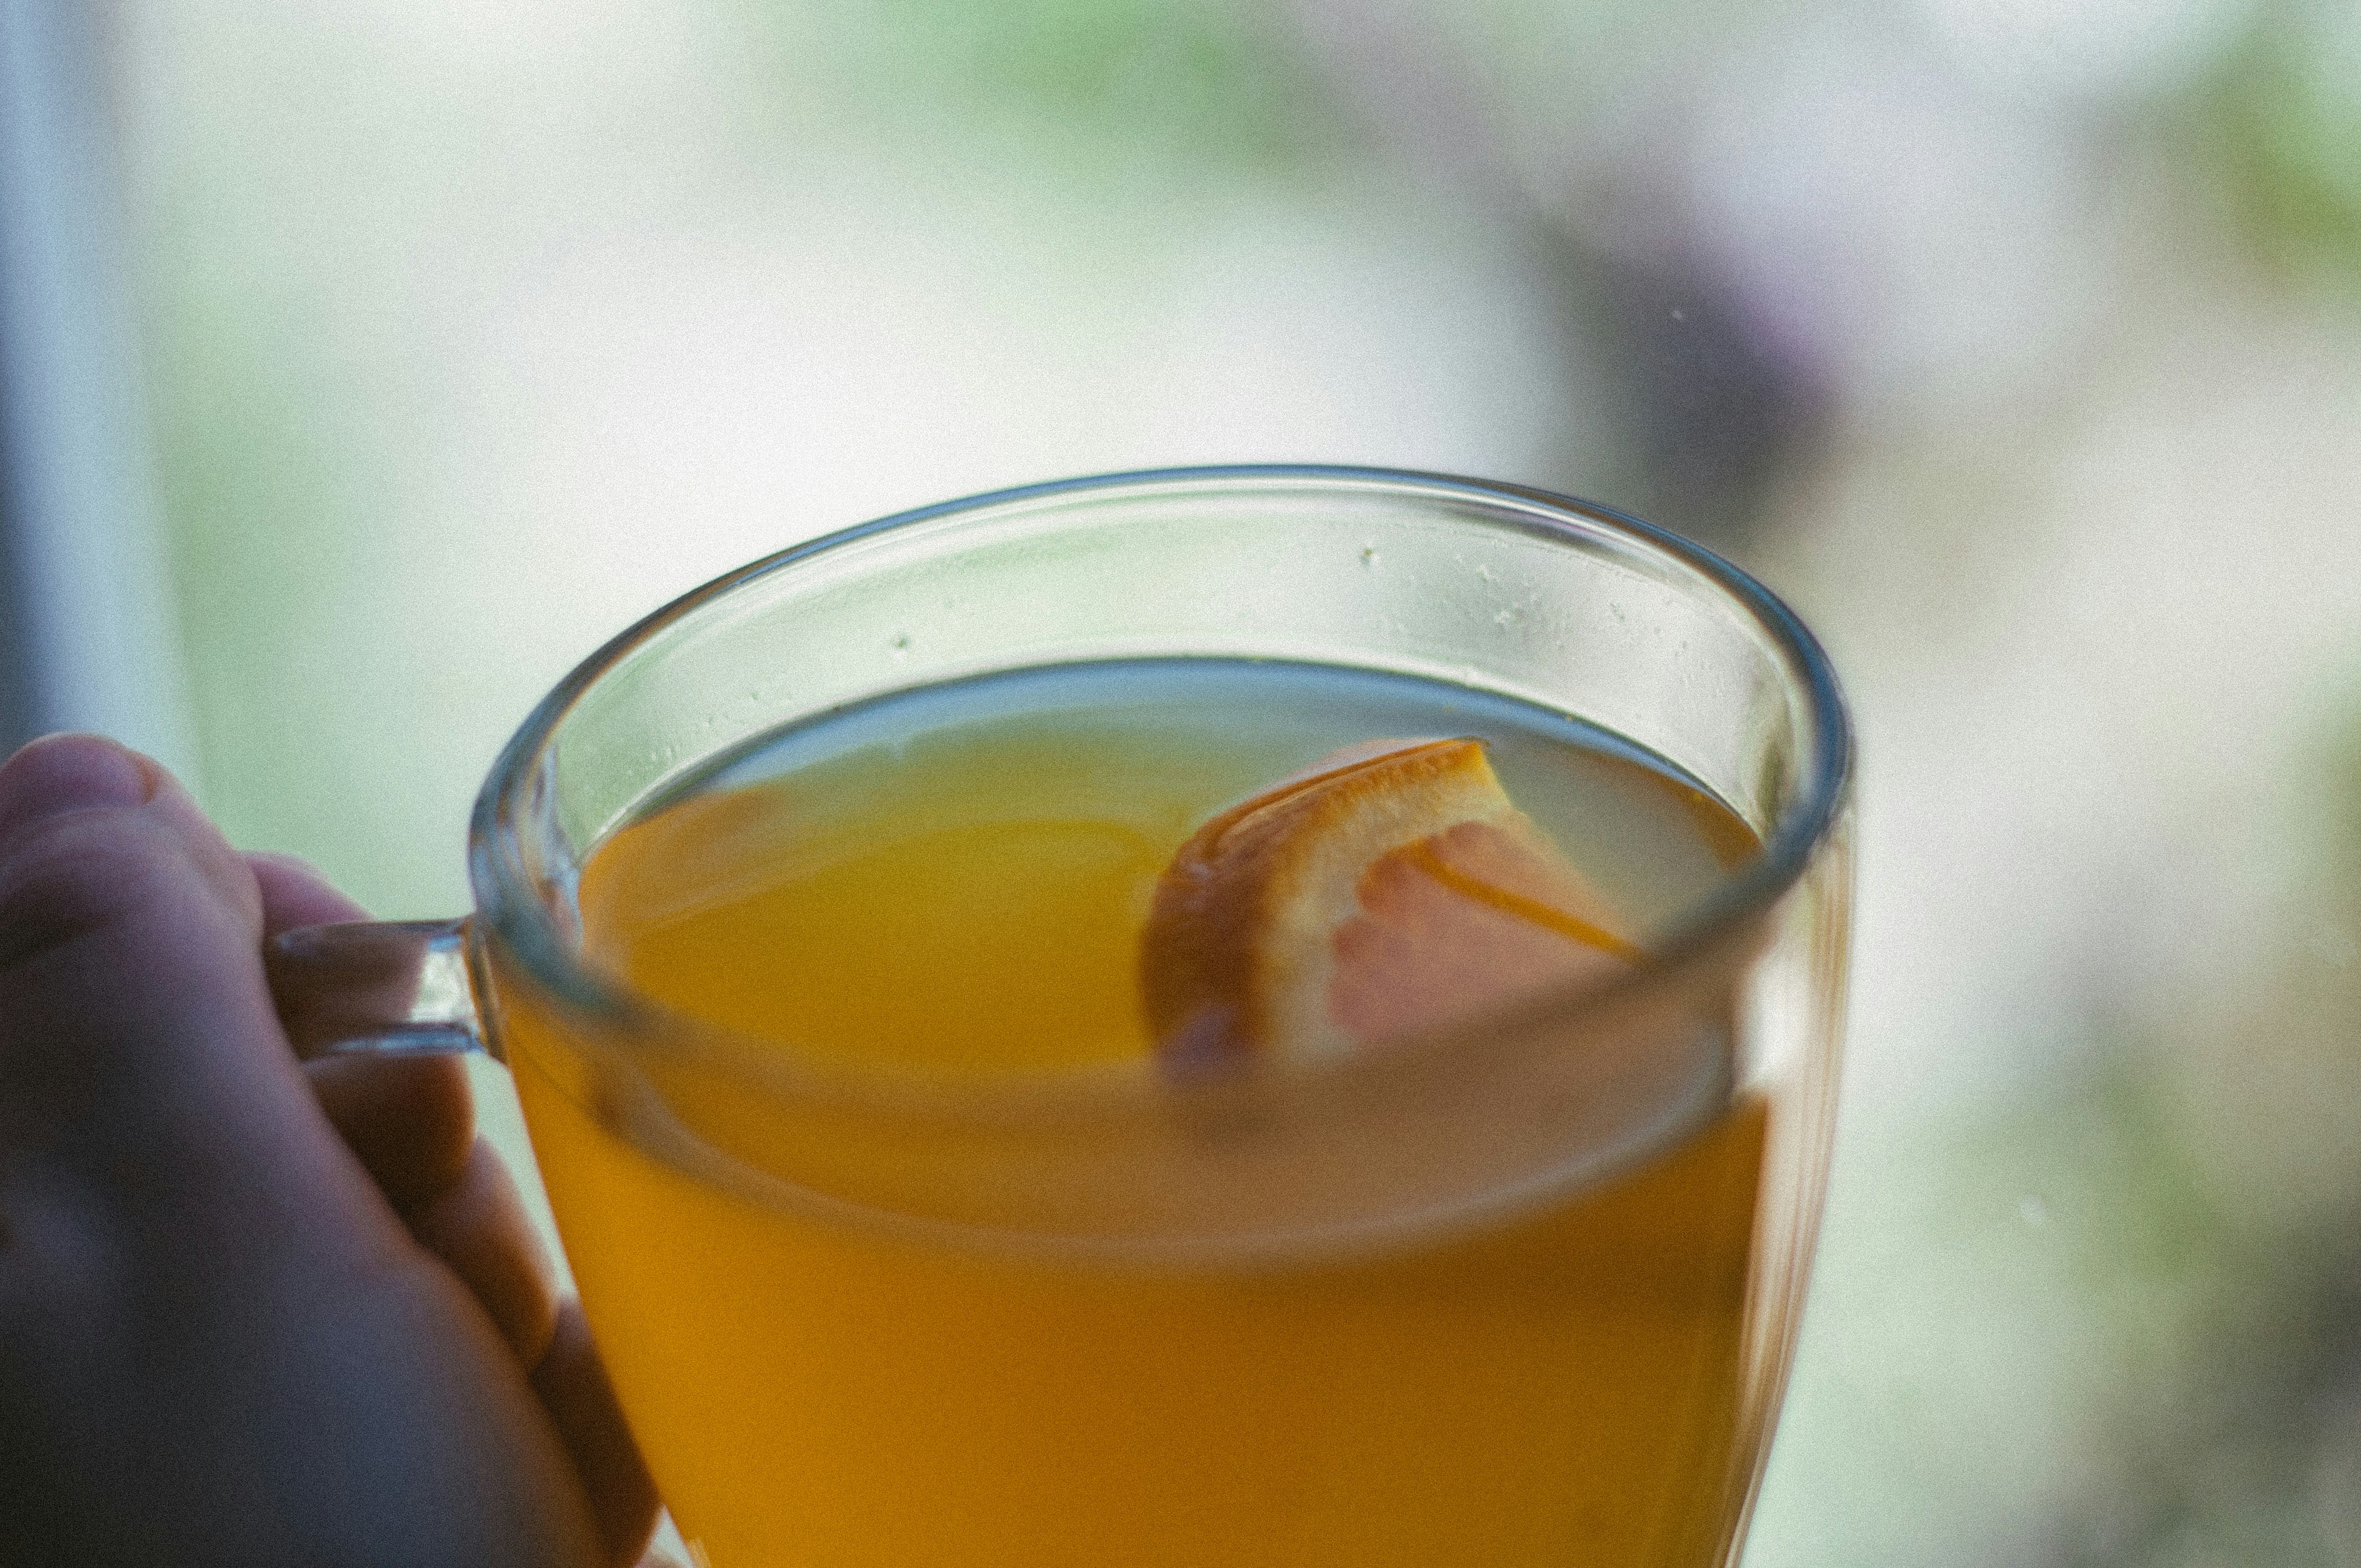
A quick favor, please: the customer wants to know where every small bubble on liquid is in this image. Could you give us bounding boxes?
[1359,545,1379,567]
[2018,1194,2050,1227]
[1493,607,1519,626]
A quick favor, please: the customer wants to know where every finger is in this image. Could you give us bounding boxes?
[404,1139,560,1368]
[535,1300,661,1568]
[394,1115,660,1568]
[308,1053,477,1209]
[255,846,447,1057]
[0,735,385,1264]
[248,850,367,935]
[249,850,479,1207]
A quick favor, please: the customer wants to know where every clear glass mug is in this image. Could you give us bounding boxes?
[270,466,1853,1568]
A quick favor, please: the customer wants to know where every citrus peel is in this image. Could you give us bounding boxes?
[1140,737,1638,1065]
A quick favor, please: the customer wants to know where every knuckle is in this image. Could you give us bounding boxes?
[0,810,204,975]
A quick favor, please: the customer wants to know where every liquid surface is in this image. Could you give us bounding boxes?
[501,658,1775,1568]
[577,659,1753,1073]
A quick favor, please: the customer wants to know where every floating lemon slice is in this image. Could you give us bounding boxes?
[1140,738,1640,1065]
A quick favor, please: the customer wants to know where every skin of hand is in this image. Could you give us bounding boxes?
[0,734,661,1567]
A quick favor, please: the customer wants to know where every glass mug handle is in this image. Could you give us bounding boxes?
[265,919,495,1061]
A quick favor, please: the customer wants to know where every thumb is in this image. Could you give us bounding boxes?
[0,732,390,1271]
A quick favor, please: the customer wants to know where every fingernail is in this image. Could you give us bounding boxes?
[0,733,159,831]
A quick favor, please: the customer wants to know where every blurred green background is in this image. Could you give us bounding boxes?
[97,0,2361,1560]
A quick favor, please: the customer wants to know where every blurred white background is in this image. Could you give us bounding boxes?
[12,0,2361,1560]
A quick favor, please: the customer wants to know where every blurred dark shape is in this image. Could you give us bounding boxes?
[1547,225,1830,551]
[1278,0,1826,551]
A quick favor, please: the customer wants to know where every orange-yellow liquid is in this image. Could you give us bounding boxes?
[498,661,1770,1568]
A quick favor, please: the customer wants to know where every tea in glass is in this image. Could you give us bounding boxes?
[506,658,1775,1568]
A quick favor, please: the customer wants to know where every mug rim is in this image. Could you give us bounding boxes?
[467,463,1854,1117]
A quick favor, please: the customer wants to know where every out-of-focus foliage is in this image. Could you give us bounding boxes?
[2205,3,2361,280]
[744,0,1350,177]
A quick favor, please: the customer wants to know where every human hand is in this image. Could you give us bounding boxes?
[0,734,662,1566]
